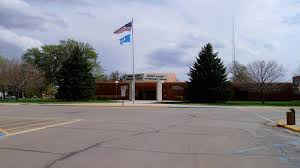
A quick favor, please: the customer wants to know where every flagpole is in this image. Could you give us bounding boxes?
[131,17,135,104]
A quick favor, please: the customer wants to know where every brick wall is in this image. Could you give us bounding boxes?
[163,82,187,101]
[95,81,129,100]
[96,81,298,101]
[96,81,187,100]
[231,83,294,101]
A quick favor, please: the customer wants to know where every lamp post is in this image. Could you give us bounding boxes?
[115,80,119,99]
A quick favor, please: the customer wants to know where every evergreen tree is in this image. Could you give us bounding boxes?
[56,45,95,101]
[187,43,229,102]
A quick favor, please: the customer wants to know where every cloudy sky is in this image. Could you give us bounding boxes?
[1,0,300,81]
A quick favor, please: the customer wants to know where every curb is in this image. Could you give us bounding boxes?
[276,120,300,133]
[38,103,171,108]
[1,103,290,109]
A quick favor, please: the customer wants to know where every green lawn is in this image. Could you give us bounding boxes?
[0,98,114,104]
[2,99,300,107]
[186,100,300,107]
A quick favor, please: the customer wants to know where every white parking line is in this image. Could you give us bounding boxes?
[255,113,275,123]
[6,119,82,137]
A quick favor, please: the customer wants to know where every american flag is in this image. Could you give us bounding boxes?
[114,22,132,34]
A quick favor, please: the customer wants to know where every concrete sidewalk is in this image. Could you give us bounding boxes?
[39,101,171,107]
[0,100,297,110]
[0,100,166,107]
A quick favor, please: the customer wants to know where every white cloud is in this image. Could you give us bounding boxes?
[0,0,67,30]
[0,26,42,50]
[0,0,30,9]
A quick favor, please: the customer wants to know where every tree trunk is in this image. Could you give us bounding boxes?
[260,89,265,104]
[3,87,6,100]
[0,87,2,100]
[15,88,18,100]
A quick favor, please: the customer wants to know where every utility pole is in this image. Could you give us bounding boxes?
[232,16,237,67]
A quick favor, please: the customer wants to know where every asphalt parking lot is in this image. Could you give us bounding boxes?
[0,104,299,168]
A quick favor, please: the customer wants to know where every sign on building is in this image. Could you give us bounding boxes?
[121,85,127,97]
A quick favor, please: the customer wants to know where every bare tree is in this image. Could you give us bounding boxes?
[109,71,125,81]
[228,61,252,83]
[6,58,24,98]
[247,60,285,104]
[22,63,46,98]
[294,66,300,77]
[0,57,9,99]
[0,57,46,100]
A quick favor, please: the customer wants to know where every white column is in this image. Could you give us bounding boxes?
[129,80,135,101]
[156,80,163,102]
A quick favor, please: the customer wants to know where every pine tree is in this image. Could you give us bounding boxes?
[187,43,230,102]
[56,45,95,101]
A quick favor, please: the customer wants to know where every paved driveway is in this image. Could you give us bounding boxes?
[0,105,299,168]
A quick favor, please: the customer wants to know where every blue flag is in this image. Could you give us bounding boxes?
[120,34,131,45]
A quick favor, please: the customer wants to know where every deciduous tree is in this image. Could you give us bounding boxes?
[247,60,285,104]
[0,57,46,99]
[109,71,125,81]
[228,61,252,83]
[23,39,104,84]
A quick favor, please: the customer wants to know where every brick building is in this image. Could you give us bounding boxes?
[96,74,300,101]
[96,73,186,101]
